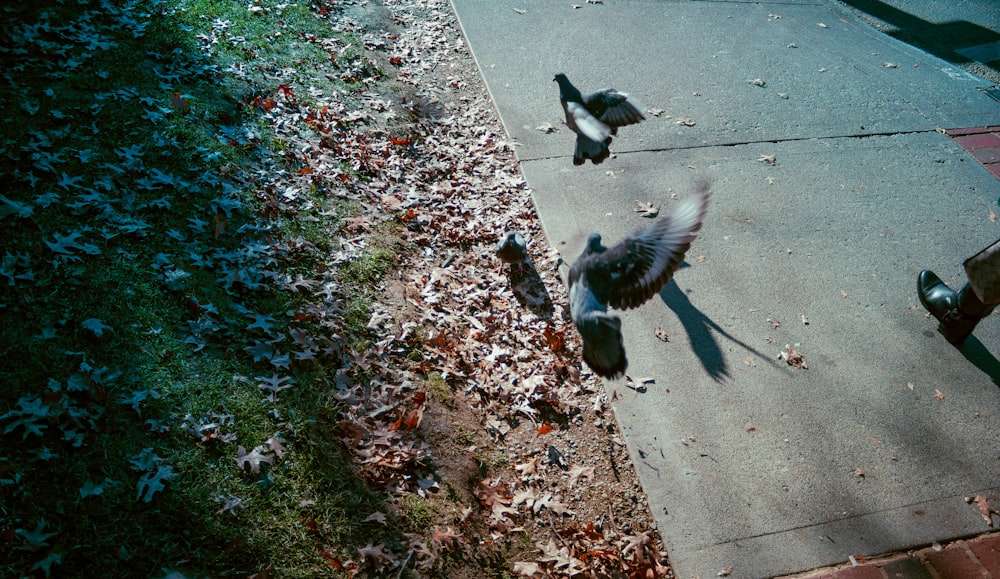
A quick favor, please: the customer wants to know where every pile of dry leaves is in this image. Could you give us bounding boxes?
[248,0,674,575]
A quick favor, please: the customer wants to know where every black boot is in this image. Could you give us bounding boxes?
[918,270,996,345]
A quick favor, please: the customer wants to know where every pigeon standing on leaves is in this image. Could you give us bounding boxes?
[554,73,645,165]
[568,184,710,379]
[496,230,528,274]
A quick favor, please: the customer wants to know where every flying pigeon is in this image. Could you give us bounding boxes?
[554,73,645,165]
[568,184,710,379]
[496,230,528,274]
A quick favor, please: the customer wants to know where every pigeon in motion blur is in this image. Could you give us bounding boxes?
[554,73,645,165]
[496,230,528,274]
[568,183,710,378]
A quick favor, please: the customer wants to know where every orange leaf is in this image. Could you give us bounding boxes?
[537,422,553,436]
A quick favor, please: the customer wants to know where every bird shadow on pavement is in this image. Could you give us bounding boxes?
[957,337,1000,387]
[507,263,555,320]
[659,280,782,383]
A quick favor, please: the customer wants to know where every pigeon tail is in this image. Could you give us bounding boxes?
[577,311,626,379]
[574,134,611,165]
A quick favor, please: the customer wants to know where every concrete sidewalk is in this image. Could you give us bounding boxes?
[448,0,1000,577]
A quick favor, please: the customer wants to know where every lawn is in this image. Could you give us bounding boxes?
[0,0,415,575]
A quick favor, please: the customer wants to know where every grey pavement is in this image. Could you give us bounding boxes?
[448,0,1000,577]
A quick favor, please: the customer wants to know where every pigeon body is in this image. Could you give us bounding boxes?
[554,73,645,165]
[496,230,528,273]
[568,184,710,378]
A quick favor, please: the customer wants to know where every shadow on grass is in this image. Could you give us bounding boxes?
[0,0,409,576]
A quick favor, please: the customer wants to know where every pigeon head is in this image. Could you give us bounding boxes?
[585,233,605,254]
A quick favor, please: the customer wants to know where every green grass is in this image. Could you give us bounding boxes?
[0,0,405,576]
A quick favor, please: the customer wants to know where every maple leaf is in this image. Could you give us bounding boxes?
[966,495,1000,526]
[235,445,274,474]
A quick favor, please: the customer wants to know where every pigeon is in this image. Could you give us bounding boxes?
[496,230,528,274]
[554,73,645,165]
[568,184,710,379]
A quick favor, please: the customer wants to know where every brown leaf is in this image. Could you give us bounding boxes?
[633,200,659,218]
[934,389,944,402]
[779,344,808,369]
[966,495,999,526]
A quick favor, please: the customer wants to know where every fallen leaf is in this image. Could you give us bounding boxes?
[817,22,829,28]
[567,465,595,488]
[966,495,999,526]
[647,108,666,117]
[512,7,526,14]
[990,208,997,222]
[758,154,776,165]
[883,62,899,68]
[934,389,945,402]
[654,327,670,342]
[675,117,696,126]
[748,78,766,87]
[719,568,733,577]
[535,122,556,133]
[801,314,809,325]
[537,422,553,436]
[633,200,659,217]
[779,344,807,369]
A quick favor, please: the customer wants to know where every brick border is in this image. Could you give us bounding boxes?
[778,532,1000,578]
[945,127,1000,180]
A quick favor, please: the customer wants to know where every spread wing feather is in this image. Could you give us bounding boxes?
[589,185,709,310]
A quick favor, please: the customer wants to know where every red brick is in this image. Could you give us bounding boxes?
[972,147,1000,164]
[881,556,934,578]
[954,133,1000,150]
[835,564,885,578]
[968,534,1000,576]
[945,127,992,136]
[924,544,989,578]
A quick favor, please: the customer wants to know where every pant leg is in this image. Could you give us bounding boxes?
[964,239,1000,304]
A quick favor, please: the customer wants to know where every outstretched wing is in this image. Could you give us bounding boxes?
[588,184,709,310]
[583,89,646,130]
